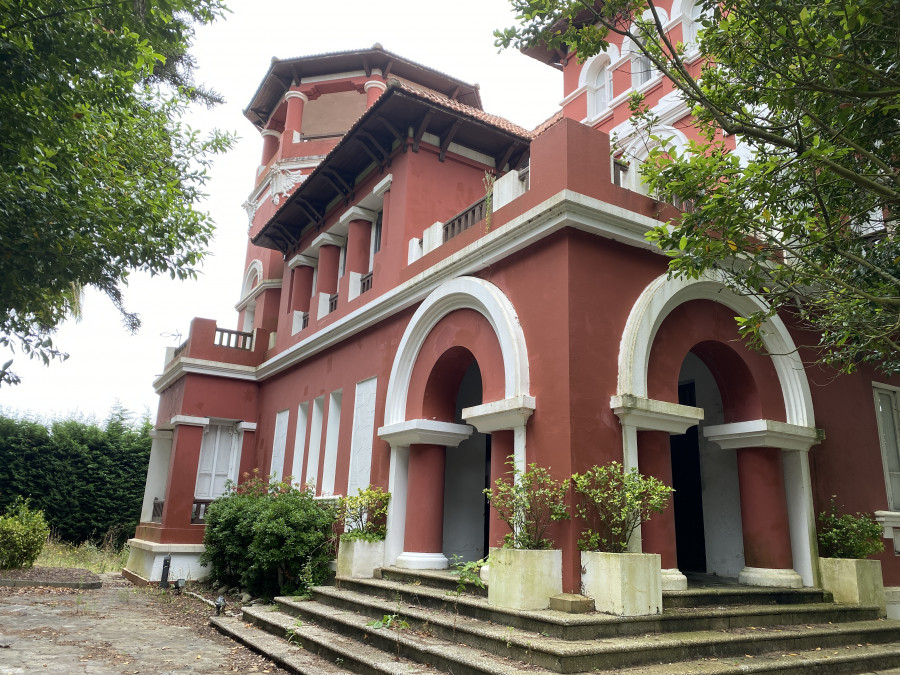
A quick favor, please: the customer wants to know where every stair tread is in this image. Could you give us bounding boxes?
[283,592,900,658]
[225,606,448,674]
[604,641,900,674]
[329,577,877,630]
[243,603,556,674]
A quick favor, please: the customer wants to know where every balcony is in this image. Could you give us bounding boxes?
[191,499,213,525]
[443,196,487,243]
[328,293,339,314]
[213,327,253,350]
[359,272,373,295]
[163,318,270,371]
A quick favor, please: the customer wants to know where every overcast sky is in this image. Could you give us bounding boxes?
[0,0,562,424]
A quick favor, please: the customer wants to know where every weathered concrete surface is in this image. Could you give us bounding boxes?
[0,574,233,674]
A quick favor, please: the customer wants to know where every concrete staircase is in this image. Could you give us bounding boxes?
[210,566,900,674]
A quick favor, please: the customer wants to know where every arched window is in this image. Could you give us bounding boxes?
[580,49,619,120]
[683,0,711,52]
[620,126,688,196]
[631,34,654,89]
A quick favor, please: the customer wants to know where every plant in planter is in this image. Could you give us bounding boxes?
[817,497,886,615]
[572,462,673,616]
[336,486,390,579]
[483,460,570,610]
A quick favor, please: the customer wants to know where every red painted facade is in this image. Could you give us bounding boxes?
[128,40,900,597]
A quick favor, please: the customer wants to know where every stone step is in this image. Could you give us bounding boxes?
[332,576,878,641]
[606,642,900,674]
[665,586,833,609]
[275,591,900,673]
[241,602,553,675]
[218,606,447,674]
[379,565,488,597]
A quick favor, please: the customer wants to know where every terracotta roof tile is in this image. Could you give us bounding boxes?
[532,110,564,136]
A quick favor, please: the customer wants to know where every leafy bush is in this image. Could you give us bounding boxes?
[0,407,150,546]
[0,498,50,569]
[200,472,336,599]
[817,497,884,559]
[572,462,673,553]
[484,459,570,550]
[338,486,390,542]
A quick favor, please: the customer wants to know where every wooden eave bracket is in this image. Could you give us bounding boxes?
[439,120,462,162]
[413,109,435,152]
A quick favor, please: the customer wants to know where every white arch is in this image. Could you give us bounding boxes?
[383,276,531,426]
[578,45,622,88]
[617,270,815,427]
[619,125,689,196]
[241,259,263,298]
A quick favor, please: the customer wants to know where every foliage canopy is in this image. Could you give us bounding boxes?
[497,0,900,373]
[817,498,885,559]
[0,497,50,569]
[0,0,234,385]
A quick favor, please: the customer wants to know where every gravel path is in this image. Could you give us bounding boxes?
[0,572,289,674]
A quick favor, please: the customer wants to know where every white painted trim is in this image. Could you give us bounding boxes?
[283,90,309,103]
[126,539,206,554]
[237,421,257,432]
[661,568,688,591]
[364,80,387,93]
[616,271,815,428]
[372,173,393,198]
[384,445,409,565]
[149,429,174,440]
[703,419,821,452]
[288,253,317,268]
[610,394,703,433]
[235,278,281,312]
[309,232,346,253]
[155,189,666,392]
[420,131,497,168]
[339,206,377,227]
[382,276,532,427]
[422,222,443,256]
[154,358,257,392]
[559,84,587,108]
[260,129,281,140]
[300,69,366,83]
[738,566,802,589]
[378,419,472,447]
[462,396,536,433]
[395,551,449,570]
[169,415,209,428]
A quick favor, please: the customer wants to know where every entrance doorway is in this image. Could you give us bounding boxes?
[442,361,490,563]
[669,352,745,578]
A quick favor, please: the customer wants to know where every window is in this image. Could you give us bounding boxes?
[685,0,711,49]
[632,34,654,89]
[589,62,612,118]
[372,211,383,258]
[874,385,900,510]
[195,423,241,499]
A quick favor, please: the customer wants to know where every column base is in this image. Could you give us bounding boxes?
[661,568,688,591]
[738,566,802,588]
[395,551,449,570]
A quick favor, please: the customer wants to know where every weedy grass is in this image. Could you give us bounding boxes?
[36,531,129,573]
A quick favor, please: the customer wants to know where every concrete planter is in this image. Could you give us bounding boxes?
[581,551,662,616]
[819,557,886,617]
[336,538,385,579]
[487,547,562,610]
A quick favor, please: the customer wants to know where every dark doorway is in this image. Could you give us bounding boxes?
[670,381,707,572]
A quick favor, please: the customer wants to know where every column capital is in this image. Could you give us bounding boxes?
[610,394,703,434]
[462,395,535,433]
[378,419,472,447]
[284,90,309,103]
[703,419,822,452]
[260,128,282,139]
[364,80,387,93]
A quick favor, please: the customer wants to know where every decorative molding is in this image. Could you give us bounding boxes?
[235,278,281,312]
[378,419,472,447]
[169,415,209,428]
[283,90,309,103]
[260,129,281,140]
[738,566,802,589]
[364,80,387,93]
[372,173,393,198]
[338,206,377,228]
[237,421,257,432]
[288,253,317,269]
[703,419,822,452]
[462,396,536,433]
[271,165,307,205]
[126,539,206,554]
[611,394,703,434]
[148,429,174,440]
[395,551,449,570]
[153,357,257,392]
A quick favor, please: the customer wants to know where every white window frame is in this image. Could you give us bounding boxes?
[873,383,900,510]
[195,423,241,499]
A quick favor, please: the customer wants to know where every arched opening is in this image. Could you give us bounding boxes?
[670,350,745,578]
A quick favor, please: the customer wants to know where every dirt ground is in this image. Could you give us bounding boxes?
[0,569,290,674]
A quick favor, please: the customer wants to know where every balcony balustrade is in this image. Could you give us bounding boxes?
[191,499,213,525]
[328,293,339,313]
[214,327,253,350]
[359,272,373,295]
[443,195,487,243]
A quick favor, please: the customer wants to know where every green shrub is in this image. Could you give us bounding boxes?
[200,471,337,599]
[338,486,390,542]
[0,498,50,569]
[0,407,150,546]
[484,459,570,550]
[817,497,884,559]
[572,462,673,553]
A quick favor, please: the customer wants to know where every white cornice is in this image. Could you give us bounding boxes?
[703,419,823,452]
[559,84,587,108]
[462,396,536,432]
[169,415,210,428]
[153,357,258,392]
[157,189,666,391]
[288,253,317,269]
[235,278,281,311]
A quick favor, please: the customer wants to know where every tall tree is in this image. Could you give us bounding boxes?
[497,0,900,373]
[0,0,234,385]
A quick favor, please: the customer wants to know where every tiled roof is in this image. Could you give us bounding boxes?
[386,79,534,139]
[532,110,565,136]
